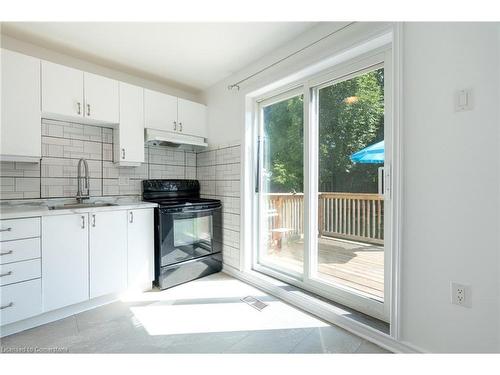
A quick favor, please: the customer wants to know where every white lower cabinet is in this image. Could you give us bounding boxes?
[127,209,154,290]
[0,258,41,287]
[1,279,42,326]
[1,217,42,327]
[3,207,154,328]
[89,210,128,299]
[42,214,89,311]
[0,238,40,265]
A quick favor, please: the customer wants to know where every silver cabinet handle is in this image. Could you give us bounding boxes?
[87,103,91,117]
[77,102,81,115]
[81,215,85,229]
[179,122,183,132]
[129,211,134,223]
[92,214,96,227]
[0,227,12,232]
[173,121,177,131]
[0,250,13,256]
[121,148,126,160]
[0,271,12,278]
[0,302,13,310]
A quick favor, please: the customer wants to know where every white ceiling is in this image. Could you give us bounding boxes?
[1,22,318,92]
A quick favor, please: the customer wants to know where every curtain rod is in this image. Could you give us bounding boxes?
[227,22,356,91]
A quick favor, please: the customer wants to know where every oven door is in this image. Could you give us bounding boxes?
[158,206,222,267]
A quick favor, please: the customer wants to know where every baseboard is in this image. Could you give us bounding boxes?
[222,265,421,353]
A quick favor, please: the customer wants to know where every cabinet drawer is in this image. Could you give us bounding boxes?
[1,278,42,326]
[0,258,41,286]
[0,238,40,265]
[0,218,40,241]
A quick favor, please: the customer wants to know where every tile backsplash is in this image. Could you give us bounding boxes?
[0,119,242,272]
[197,144,241,269]
[0,119,197,200]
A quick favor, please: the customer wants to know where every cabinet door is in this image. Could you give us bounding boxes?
[177,98,208,138]
[127,209,154,291]
[1,279,42,326]
[144,89,178,132]
[116,83,145,164]
[41,60,84,119]
[84,72,119,123]
[1,49,41,161]
[42,214,89,311]
[89,210,127,298]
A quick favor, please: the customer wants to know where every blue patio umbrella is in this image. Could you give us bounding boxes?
[350,140,384,164]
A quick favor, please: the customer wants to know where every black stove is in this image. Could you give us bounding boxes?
[142,179,222,290]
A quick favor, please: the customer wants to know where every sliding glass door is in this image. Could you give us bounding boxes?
[253,52,391,322]
[311,65,388,315]
[256,89,305,278]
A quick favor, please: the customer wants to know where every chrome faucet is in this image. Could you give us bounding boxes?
[76,158,90,203]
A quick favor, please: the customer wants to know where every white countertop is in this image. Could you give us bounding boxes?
[0,197,157,220]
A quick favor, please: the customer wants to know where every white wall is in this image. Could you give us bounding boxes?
[203,22,386,145]
[203,22,500,352]
[401,22,499,353]
[0,34,202,103]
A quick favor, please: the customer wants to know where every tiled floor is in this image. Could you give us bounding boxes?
[0,273,389,353]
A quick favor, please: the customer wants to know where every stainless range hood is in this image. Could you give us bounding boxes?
[145,128,208,148]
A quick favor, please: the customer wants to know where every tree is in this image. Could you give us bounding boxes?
[318,68,384,193]
[263,68,384,194]
[263,95,304,193]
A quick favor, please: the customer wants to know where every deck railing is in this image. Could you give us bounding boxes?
[266,192,384,245]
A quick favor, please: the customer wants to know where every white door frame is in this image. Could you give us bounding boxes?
[250,48,393,322]
[240,24,403,337]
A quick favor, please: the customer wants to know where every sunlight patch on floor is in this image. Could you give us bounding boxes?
[126,273,328,336]
[120,274,268,303]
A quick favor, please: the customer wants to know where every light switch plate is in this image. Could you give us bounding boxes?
[455,89,473,112]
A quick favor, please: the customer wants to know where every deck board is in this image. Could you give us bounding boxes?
[263,236,384,299]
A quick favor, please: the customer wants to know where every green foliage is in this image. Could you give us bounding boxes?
[319,68,384,192]
[263,68,384,193]
[263,95,304,193]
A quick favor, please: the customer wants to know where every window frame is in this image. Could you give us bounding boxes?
[248,44,396,323]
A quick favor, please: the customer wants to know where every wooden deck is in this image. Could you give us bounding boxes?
[263,236,384,300]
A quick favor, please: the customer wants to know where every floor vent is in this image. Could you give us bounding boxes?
[241,296,268,311]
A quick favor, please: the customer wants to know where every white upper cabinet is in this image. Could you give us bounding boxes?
[41,60,84,119]
[178,98,208,138]
[2,49,209,163]
[144,89,178,132]
[89,210,128,299]
[144,89,208,139]
[42,214,89,312]
[84,72,119,124]
[1,49,41,162]
[115,83,145,165]
[41,61,119,124]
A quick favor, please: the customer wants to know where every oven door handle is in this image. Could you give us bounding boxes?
[163,207,221,215]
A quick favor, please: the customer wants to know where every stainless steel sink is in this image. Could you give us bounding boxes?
[48,202,118,210]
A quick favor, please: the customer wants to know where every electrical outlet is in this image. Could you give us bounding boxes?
[451,282,471,308]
